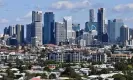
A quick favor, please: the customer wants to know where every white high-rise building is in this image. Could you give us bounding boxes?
[63,16,75,43]
[32,11,42,22]
[32,11,43,46]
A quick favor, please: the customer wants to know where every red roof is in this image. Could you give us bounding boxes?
[31,77,40,80]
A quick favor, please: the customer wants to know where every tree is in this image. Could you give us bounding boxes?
[110,45,117,53]
[100,68,109,74]
[113,74,126,80]
[41,73,48,79]
[61,67,81,79]
[49,74,56,79]
[6,68,14,79]
[114,62,127,71]
[44,67,51,72]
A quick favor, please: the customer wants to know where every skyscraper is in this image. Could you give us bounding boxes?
[108,19,124,43]
[85,22,97,32]
[55,22,66,45]
[16,24,24,44]
[32,11,43,46]
[63,16,73,39]
[43,12,55,44]
[4,27,9,35]
[90,9,95,22]
[63,16,75,44]
[26,24,32,43]
[72,23,80,31]
[32,11,42,22]
[120,25,129,44]
[8,25,16,37]
[97,8,105,42]
[33,22,43,46]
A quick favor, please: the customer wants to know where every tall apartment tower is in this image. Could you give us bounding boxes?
[43,12,55,44]
[32,11,42,22]
[16,24,24,44]
[90,9,95,22]
[55,22,66,45]
[32,11,43,46]
[97,8,105,42]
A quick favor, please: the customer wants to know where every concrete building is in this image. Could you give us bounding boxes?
[48,51,84,63]
[33,22,43,46]
[55,22,66,45]
[16,24,24,45]
[32,11,43,46]
[43,12,55,44]
[92,53,107,63]
[32,11,42,22]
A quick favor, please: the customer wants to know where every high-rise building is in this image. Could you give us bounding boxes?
[120,25,129,45]
[43,12,55,44]
[31,11,43,46]
[16,24,24,44]
[85,22,97,32]
[32,11,42,22]
[8,25,16,37]
[55,22,66,45]
[26,24,32,43]
[4,27,9,35]
[63,16,75,41]
[108,19,124,43]
[90,9,95,22]
[33,22,43,46]
[72,23,80,31]
[97,8,105,42]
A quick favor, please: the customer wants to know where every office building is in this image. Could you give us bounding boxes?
[16,24,24,44]
[108,19,124,43]
[85,22,97,32]
[72,23,80,31]
[4,27,9,35]
[33,22,43,46]
[89,9,95,22]
[26,24,32,43]
[55,22,66,45]
[97,8,105,42]
[120,25,129,45]
[8,25,16,37]
[43,12,55,44]
[63,16,75,42]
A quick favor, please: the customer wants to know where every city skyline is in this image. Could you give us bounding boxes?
[0,0,133,33]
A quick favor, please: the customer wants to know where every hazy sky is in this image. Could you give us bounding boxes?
[0,0,133,33]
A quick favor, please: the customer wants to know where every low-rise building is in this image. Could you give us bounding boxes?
[91,53,107,63]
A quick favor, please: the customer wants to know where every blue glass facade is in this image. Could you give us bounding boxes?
[72,23,80,31]
[43,12,55,44]
[85,22,97,32]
